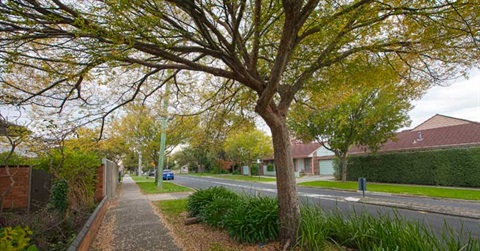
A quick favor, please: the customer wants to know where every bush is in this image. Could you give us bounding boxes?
[266,164,274,172]
[49,180,68,214]
[297,205,480,250]
[0,225,37,251]
[3,207,91,251]
[35,147,101,211]
[250,164,259,175]
[332,157,342,180]
[345,147,480,187]
[200,196,241,228]
[188,188,279,244]
[0,152,32,166]
[187,187,238,217]
[223,195,278,243]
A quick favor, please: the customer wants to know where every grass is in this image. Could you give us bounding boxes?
[156,198,188,218]
[187,173,276,182]
[298,180,480,200]
[131,175,192,194]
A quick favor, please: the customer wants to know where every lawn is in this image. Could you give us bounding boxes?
[298,181,480,200]
[156,198,188,218]
[131,175,192,194]
[188,173,276,182]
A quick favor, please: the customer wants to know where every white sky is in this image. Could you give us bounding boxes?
[2,69,479,134]
[407,68,480,129]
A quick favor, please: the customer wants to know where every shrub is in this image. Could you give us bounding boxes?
[0,225,37,251]
[35,147,100,211]
[345,147,480,187]
[297,205,480,250]
[332,157,342,180]
[3,207,90,251]
[187,187,238,217]
[266,164,274,172]
[49,180,68,214]
[223,195,278,243]
[200,196,241,228]
[250,164,259,175]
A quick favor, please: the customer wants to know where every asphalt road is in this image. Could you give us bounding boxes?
[172,175,480,240]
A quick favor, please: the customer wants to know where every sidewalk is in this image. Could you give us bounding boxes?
[91,176,180,251]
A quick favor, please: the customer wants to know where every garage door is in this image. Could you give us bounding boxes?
[319,160,334,175]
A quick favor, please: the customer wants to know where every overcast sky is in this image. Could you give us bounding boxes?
[407,68,480,129]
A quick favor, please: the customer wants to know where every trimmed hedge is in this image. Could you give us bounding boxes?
[337,147,480,188]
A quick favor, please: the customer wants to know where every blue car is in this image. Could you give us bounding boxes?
[162,169,174,180]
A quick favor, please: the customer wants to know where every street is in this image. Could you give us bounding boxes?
[173,175,480,240]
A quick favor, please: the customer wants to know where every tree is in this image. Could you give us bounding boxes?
[110,103,194,177]
[290,56,422,182]
[1,1,479,247]
[224,129,273,174]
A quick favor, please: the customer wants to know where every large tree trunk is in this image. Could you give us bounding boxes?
[260,110,300,249]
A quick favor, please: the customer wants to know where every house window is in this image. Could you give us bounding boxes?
[304,158,311,172]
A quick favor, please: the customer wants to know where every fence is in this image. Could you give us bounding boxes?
[1,159,119,211]
[102,158,119,199]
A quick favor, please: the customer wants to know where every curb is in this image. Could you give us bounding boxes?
[67,196,110,251]
[359,199,480,220]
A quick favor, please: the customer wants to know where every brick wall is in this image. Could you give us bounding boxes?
[94,165,104,202]
[0,166,30,209]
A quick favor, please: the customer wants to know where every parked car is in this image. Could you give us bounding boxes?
[148,169,155,177]
[163,169,174,180]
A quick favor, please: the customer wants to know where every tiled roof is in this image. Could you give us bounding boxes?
[291,142,321,158]
[350,122,480,154]
[411,114,474,131]
[263,142,321,160]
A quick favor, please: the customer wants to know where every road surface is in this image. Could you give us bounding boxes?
[173,175,480,240]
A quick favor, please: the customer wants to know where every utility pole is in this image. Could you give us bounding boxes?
[137,148,142,176]
[157,83,169,188]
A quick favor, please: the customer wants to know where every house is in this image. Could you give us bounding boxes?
[261,141,336,176]
[262,114,480,177]
[349,114,480,155]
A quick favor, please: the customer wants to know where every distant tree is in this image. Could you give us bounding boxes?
[290,57,420,182]
[224,129,273,174]
[110,104,194,176]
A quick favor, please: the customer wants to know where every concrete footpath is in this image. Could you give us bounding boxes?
[91,176,180,251]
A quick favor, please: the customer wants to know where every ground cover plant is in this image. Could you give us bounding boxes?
[187,187,480,250]
[2,208,91,251]
[298,181,480,200]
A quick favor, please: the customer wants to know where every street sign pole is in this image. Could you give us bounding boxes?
[157,83,169,189]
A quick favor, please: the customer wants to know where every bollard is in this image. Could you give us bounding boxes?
[358,177,367,197]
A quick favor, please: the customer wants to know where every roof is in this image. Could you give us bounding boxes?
[411,114,476,131]
[263,142,321,160]
[350,114,480,154]
[291,142,321,158]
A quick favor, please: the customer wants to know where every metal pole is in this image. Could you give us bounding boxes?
[138,149,142,177]
[157,83,169,188]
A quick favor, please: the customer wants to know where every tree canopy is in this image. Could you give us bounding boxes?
[290,56,420,181]
[224,129,273,168]
[1,0,479,246]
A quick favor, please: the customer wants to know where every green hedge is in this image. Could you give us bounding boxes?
[337,147,480,188]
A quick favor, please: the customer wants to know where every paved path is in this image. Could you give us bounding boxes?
[91,176,180,251]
